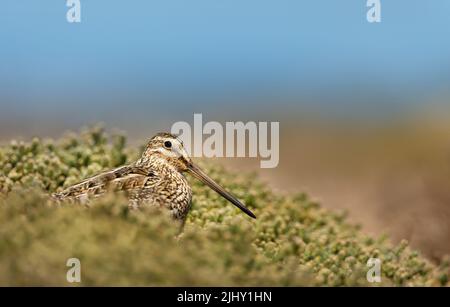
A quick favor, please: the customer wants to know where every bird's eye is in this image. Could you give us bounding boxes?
[164,141,172,148]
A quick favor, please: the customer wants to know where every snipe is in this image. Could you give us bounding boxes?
[52,133,256,221]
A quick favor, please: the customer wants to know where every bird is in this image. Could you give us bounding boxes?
[52,132,256,223]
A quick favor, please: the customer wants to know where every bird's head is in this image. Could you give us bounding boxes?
[142,132,256,219]
[143,132,192,171]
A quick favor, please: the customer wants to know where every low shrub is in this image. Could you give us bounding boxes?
[0,126,448,286]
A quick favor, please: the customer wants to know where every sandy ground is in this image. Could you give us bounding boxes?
[216,121,450,262]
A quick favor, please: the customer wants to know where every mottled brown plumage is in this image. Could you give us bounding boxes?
[52,133,256,221]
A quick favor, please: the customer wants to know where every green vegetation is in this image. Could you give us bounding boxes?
[0,126,448,286]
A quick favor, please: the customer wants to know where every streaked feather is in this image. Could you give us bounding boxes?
[52,165,157,202]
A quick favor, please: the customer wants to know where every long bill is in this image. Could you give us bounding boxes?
[187,163,256,219]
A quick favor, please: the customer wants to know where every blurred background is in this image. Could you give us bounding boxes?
[1,0,449,261]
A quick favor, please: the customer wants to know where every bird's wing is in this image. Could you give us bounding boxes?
[52,165,158,202]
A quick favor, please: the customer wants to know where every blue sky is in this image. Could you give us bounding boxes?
[1,0,450,119]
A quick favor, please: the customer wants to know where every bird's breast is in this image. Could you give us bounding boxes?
[136,169,192,220]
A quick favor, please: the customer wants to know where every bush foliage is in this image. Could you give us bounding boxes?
[0,126,448,286]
